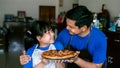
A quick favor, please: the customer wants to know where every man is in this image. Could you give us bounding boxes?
[55,5,107,68]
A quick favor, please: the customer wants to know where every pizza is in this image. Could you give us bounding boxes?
[41,49,78,59]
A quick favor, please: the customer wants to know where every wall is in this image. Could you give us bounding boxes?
[0,0,119,26]
[0,0,58,26]
[59,0,78,12]
[0,0,78,26]
[79,0,120,21]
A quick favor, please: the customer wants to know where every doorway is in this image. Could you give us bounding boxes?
[39,6,55,23]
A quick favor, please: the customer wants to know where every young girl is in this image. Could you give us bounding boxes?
[20,21,65,68]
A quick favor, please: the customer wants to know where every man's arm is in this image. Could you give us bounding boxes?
[74,57,103,68]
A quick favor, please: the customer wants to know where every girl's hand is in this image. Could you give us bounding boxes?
[41,59,50,65]
[34,59,49,68]
[20,50,31,65]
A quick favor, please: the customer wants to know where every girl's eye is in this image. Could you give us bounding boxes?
[45,31,48,33]
[45,31,50,34]
[46,31,50,33]
[48,31,50,33]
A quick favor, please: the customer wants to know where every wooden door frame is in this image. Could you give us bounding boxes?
[39,6,55,22]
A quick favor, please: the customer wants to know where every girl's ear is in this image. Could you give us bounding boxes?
[36,36,41,41]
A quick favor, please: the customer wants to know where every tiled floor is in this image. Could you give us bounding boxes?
[0,40,24,68]
[0,29,58,68]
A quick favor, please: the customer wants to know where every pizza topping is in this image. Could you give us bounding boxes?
[41,49,77,59]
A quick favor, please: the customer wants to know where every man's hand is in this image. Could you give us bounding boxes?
[19,50,31,65]
[54,51,80,63]
[66,51,80,63]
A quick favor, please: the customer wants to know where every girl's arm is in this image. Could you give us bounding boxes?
[56,63,65,68]
[34,59,49,68]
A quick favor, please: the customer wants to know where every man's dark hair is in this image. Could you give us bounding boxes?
[66,5,93,28]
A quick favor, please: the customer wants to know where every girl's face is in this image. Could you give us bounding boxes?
[37,30,54,45]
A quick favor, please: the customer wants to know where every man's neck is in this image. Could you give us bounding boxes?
[78,27,91,37]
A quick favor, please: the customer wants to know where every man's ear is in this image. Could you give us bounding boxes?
[81,25,87,32]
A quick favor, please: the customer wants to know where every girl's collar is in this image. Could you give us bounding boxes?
[36,44,50,49]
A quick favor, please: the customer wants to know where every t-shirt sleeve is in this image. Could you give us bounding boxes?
[24,61,32,68]
[93,37,107,64]
[23,45,36,68]
[55,29,71,48]
[56,29,68,41]
[54,41,64,50]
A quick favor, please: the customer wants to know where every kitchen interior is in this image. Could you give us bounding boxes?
[0,0,120,68]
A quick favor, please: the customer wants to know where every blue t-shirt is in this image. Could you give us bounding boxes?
[55,27,107,64]
[23,41,64,68]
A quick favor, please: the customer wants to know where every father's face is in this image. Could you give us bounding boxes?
[66,18,82,35]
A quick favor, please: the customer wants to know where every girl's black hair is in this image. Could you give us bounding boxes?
[24,20,52,50]
[33,21,52,37]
